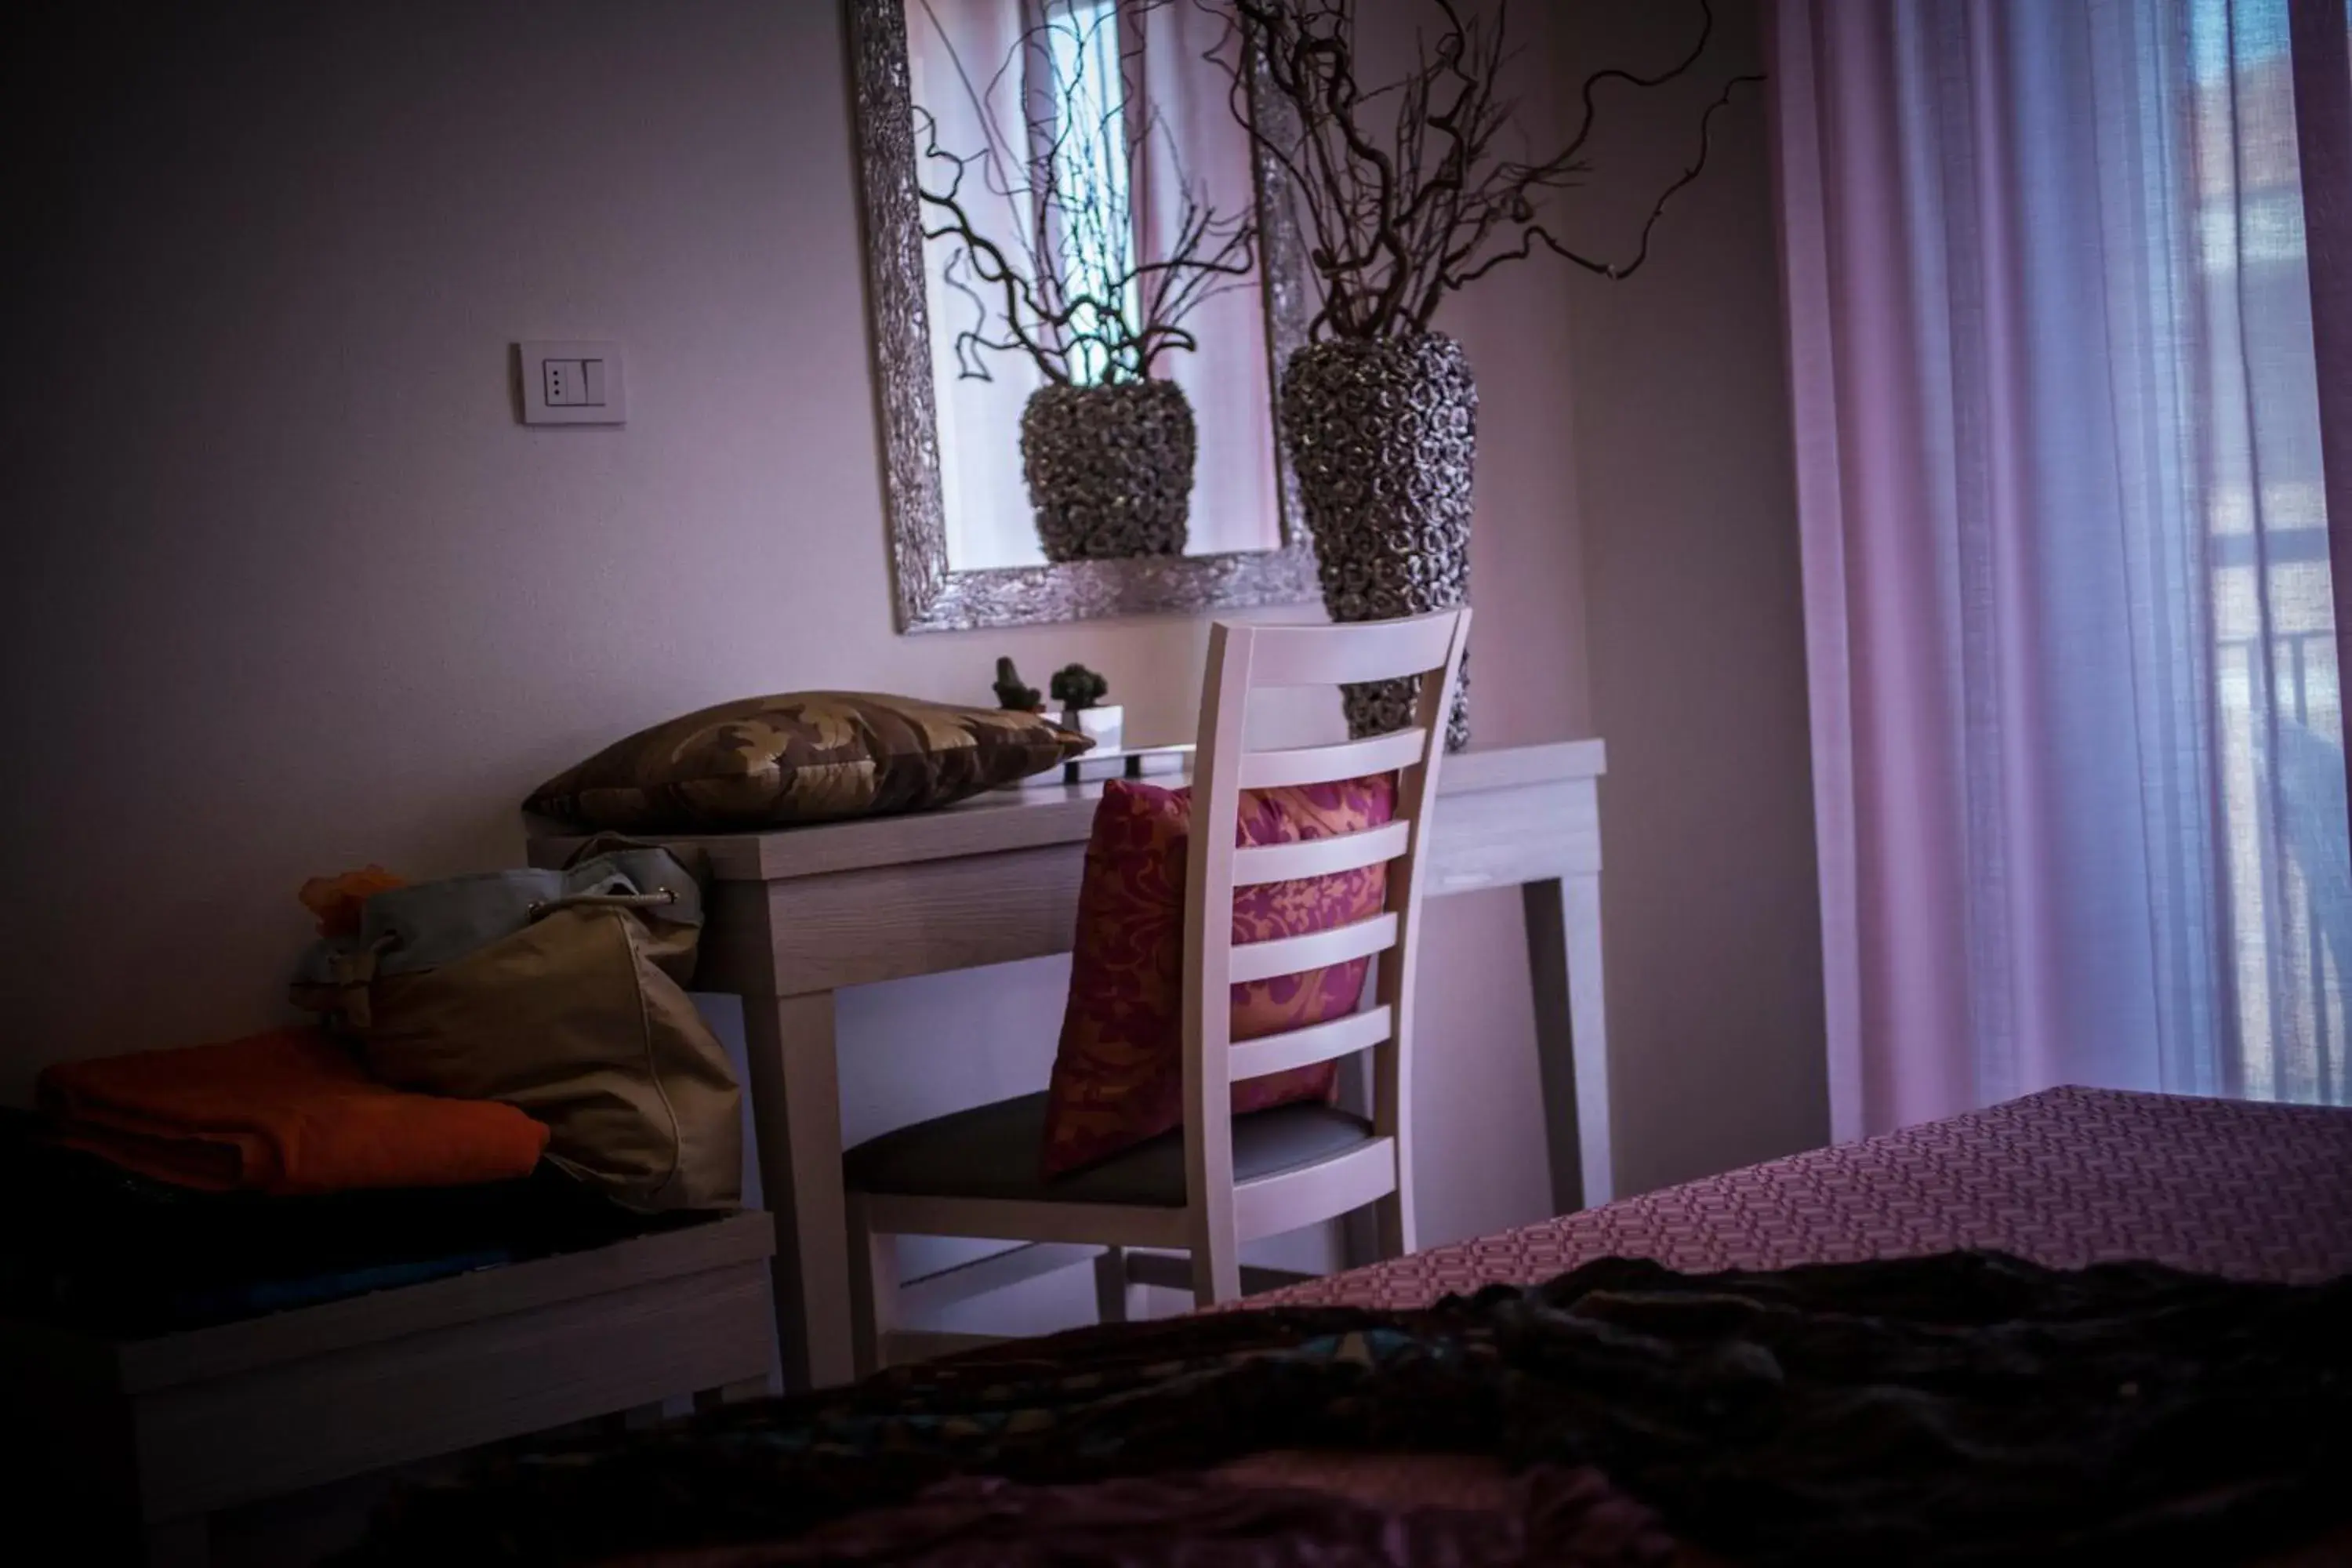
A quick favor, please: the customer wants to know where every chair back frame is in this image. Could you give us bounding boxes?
[1179,609,1472,1301]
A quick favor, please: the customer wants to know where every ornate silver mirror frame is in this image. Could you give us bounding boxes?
[847,0,1320,633]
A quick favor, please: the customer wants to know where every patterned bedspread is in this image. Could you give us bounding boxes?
[346,1087,2352,1566]
[1242,1085,2352,1312]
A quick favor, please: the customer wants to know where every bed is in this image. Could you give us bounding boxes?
[1234,1083,2352,1308]
[347,1087,2352,1566]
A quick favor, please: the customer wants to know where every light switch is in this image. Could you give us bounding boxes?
[518,342,625,425]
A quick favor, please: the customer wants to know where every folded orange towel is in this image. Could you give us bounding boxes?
[38,1027,550,1195]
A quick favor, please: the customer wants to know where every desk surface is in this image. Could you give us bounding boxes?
[531,738,1606,884]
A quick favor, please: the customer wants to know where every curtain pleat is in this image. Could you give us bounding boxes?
[1772,0,2350,1134]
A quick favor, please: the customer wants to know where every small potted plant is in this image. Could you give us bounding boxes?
[1050,663,1121,753]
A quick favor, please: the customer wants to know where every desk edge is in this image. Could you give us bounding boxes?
[529,737,1605,884]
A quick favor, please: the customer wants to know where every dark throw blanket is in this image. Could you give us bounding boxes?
[347,1251,2352,1566]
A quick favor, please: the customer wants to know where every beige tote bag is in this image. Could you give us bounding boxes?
[294,842,742,1211]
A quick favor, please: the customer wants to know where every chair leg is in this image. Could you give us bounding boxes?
[1189,1229,1242,1308]
[1093,1245,1142,1323]
[845,1193,898,1379]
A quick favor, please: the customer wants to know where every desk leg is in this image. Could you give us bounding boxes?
[1523,874,1613,1212]
[742,991,855,1391]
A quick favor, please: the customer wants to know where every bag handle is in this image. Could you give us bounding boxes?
[308,887,678,1030]
[312,928,406,1029]
[527,887,678,922]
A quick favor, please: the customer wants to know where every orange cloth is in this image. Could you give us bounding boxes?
[298,864,405,936]
[38,1027,550,1195]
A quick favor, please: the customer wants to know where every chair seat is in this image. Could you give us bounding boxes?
[844,1093,1375,1209]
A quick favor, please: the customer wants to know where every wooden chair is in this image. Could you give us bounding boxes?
[841,609,1471,1371]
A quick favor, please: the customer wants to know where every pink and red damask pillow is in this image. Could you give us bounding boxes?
[1040,774,1396,1178]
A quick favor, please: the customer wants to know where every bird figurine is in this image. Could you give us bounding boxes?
[993,657,1044,713]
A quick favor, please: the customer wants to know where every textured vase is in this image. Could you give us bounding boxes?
[1020,379,1196,562]
[1280,333,1475,749]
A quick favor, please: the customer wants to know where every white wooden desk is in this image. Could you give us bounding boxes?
[530,739,1608,1390]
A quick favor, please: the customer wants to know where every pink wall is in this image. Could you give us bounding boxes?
[1553,1,1832,1192]
[0,0,1822,1305]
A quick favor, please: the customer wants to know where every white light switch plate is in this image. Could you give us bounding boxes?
[517,341,626,425]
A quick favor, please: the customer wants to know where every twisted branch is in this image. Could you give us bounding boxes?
[912,0,1258,386]
[1207,0,1759,340]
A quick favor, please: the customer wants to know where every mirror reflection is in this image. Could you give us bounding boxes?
[906,0,1283,570]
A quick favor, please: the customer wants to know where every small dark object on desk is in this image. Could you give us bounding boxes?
[992,657,1043,713]
[1049,662,1109,711]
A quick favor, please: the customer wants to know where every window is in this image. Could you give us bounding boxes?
[2193,0,2346,1102]
[1043,0,1140,387]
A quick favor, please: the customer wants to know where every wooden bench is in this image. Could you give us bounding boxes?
[6,1210,775,1566]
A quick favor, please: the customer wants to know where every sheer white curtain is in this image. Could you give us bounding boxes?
[1773,0,2350,1137]
[907,0,1277,569]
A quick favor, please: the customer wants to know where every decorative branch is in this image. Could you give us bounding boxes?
[912,0,1258,387]
[1449,66,1760,290]
[1201,0,1762,341]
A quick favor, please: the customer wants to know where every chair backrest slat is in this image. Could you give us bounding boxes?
[1232,820,1410,887]
[1238,727,1429,789]
[1227,909,1399,986]
[1236,615,1463,689]
[1179,609,1471,1301]
[1228,1005,1396,1085]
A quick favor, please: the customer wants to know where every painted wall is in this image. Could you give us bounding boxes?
[0,0,1821,1337]
[1549,1,1834,1194]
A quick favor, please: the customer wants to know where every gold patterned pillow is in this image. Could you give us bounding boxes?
[523,692,1091,831]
